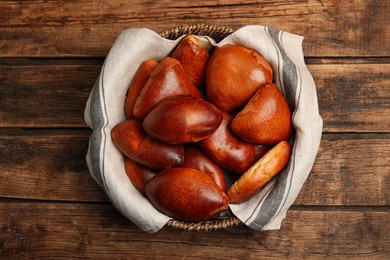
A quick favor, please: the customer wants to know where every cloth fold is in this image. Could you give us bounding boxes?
[84,25,323,233]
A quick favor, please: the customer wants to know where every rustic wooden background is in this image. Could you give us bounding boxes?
[1,1,389,258]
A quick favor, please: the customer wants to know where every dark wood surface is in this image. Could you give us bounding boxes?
[1,1,389,258]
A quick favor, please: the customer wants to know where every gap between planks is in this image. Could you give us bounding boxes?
[0,57,390,66]
[0,197,388,212]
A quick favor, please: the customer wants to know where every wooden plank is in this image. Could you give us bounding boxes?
[1,0,388,57]
[1,63,389,132]
[295,133,390,206]
[0,202,388,258]
[0,64,101,128]
[0,129,108,202]
[312,63,390,132]
[0,129,389,206]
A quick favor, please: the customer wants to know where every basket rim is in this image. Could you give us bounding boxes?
[159,23,235,42]
[167,216,243,232]
[159,24,243,232]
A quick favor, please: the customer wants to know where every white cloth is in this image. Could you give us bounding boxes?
[84,25,323,233]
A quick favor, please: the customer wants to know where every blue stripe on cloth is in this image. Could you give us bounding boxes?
[88,72,104,186]
[245,26,302,230]
[88,61,110,192]
[99,62,114,200]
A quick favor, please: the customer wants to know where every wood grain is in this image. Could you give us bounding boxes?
[1,129,388,206]
[0,63,100,128]
[1,1,388,258]
[1,63,389,131]
[0,129,108,202]
[295,133,390,206]
[0,202,388,258]
[312,63,390,132]
[1,0,388,57]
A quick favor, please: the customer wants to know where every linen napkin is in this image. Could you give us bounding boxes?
[84,25,323,233]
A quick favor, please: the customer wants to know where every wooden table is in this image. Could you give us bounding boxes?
[1,1,389,258]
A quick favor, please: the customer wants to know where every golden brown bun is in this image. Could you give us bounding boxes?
[133,57,201,119]
[143,96,223,144]
[145,167,229,222]
[199,110,255,173]
[206,44,273,112]
[124,59,158,119]
[171,35,209,88]
[124,157,157,195]
[227,141,291,204]
[111,118,184,170]
[182,145,226,192]
[231,84,292,145]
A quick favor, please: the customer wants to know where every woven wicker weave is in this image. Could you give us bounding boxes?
[159,24,242,231]
[159,24,235,42]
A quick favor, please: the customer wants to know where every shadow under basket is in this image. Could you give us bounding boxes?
[159,24,243,231]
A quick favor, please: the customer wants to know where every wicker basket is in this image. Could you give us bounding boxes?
[158,24,243,231]
[160,24,234,42]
